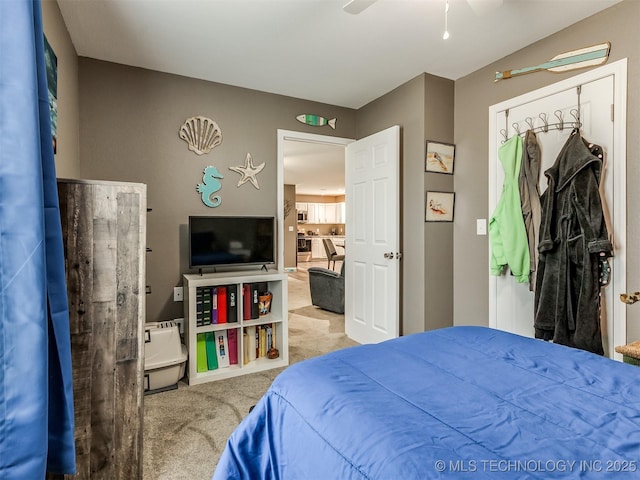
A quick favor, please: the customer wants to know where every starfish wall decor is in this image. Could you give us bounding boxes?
[229,153,265,189]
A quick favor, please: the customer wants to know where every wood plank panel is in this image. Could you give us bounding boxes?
[115,192,143,479]
[51,180,146,480]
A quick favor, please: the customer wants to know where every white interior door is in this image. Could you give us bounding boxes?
[345,125,400,344]
[488,61,627,358]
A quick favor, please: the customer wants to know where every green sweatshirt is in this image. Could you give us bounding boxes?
[489,135,530,283]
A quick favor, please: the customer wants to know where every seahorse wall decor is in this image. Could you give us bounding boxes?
[196,166,224,207]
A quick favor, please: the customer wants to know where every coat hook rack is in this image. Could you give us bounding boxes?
[554,110,565,131]
[539,113,549,132]
[525,117,535,130]
[512,123,522,136]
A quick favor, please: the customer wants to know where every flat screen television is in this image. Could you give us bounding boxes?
[189,216,276,270]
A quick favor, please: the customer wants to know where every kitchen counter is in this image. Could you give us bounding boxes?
[298,235,344,262]
[299,235,345,239]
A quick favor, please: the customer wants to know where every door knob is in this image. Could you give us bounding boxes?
[383,252,394,259]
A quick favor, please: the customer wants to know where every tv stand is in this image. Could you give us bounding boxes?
[183,270,289,384]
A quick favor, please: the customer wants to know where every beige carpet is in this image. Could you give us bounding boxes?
[143,270,357,480]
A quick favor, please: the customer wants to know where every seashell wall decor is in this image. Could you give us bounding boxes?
[179,116,222,155]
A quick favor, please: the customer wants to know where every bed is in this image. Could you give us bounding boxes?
[212,326,640,479]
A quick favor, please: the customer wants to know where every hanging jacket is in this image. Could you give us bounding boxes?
[489,135,530,284]
[518,130,542,291]
[534,129,612,355]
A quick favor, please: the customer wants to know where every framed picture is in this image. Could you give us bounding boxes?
[425,191,455,222]
[425,140,455,174]
[44,35,58,154]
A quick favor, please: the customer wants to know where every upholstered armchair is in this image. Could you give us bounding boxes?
[308,262,345,314]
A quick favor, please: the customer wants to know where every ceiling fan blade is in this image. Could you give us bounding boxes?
[343,0,378,15]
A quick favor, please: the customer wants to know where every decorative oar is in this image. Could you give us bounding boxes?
[495,42,610,82]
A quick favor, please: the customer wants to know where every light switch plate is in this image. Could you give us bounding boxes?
[173,286,184,302]
[476,219,487,235]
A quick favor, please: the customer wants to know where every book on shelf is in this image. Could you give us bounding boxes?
[258,326,266,358]
[243,331,249,364]
[228,328,238,365]
[245,325,257,362]
[255,325,260,358]
[196,333,208,373]
[242,284,251,320]
[227,284,238,323]
[216,330,230,368]
[196,293,204,327]
[201,286,212,325]
[211,287,218,324]
[217,286,227,324]
[204,331,218,371]
[266,324,273,351]
[255,324,275,358]
[250,283,260,319]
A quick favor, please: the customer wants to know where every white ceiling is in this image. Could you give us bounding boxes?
[283,139,346,196]
[56,0,622,195]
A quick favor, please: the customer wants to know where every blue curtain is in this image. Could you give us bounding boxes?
[0,0,75,477]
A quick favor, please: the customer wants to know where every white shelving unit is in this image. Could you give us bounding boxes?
[183,270,289,385]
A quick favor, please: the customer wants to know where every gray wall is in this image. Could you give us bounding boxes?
[424,75,455,332]
[77,59,356,322]
[284,184,297,269]
[453,0,640,341]
[47,0,635,340]
[357,73,454,334]
[42,0,80,178]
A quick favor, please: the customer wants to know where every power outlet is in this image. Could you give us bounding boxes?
[173,317,184,335]
[173,286,184,302]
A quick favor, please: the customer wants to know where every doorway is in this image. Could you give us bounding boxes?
[277,129,353,270]
[276,129,353,326]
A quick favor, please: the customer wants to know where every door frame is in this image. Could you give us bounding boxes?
[276,129,354,272]
[488,59,627,359]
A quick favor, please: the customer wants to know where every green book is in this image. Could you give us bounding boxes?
[205,331,219,370]
[196,333,208,373]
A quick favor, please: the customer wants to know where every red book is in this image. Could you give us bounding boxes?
[228,328,238,365]
[243,284,251,320]
[217,286,227,324]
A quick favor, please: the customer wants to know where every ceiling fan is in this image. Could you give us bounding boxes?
[343,0,504,15]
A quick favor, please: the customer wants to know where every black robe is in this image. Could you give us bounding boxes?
[534,129,612,355]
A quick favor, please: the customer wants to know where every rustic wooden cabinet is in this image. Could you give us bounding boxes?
[55,179,146,480]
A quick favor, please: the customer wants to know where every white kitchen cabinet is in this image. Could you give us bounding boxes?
[317,203,329,223]
[336,202,346,224]
[307,203,319,223]
[311,238,327,260]
[297,202,346,224]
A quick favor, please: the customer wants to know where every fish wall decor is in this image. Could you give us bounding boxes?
[296,114,337,129]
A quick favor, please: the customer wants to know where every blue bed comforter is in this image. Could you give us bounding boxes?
[213,326,640,479]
